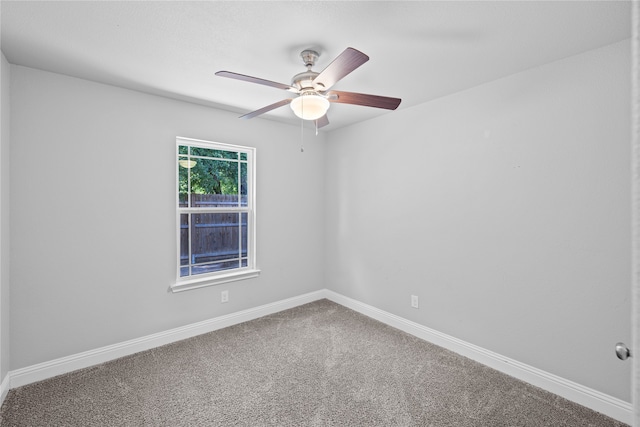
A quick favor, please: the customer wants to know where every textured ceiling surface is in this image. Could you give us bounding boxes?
[1,1,632,131]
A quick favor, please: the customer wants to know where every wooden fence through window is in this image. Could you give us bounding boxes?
[180,194,248,266]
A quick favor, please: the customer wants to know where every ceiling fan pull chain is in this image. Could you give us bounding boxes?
[300,112,305,153]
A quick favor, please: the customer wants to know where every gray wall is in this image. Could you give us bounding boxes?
[9,65,325,369]
[1,51,11,382]
[324,40,631,401]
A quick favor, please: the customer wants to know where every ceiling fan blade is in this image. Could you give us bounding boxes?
[328,90,401,110]
[216,71,298,92]
[316,114,330,129]
[312,48,369,91]
[239,98,293,120]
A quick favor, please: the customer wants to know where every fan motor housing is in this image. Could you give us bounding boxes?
[291,71,320,91]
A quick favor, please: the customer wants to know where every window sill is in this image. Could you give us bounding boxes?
[171,269,261,293]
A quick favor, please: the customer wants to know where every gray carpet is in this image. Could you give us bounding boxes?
[0,299,628,426]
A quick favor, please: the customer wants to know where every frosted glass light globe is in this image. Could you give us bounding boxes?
[290,94,330,121]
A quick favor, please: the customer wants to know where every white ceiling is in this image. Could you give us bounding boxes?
[0,1,632,131]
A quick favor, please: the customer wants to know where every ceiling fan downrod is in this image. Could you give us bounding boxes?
[300,49,320,69]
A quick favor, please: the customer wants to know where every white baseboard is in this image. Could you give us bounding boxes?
[323,290,632,425]
[0,372,9,403]
[2,289,633,424]
[8,290,326,390]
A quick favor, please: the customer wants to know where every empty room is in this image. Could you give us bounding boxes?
[0,1,637,426]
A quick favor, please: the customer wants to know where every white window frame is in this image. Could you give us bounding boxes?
[171,137,259,293]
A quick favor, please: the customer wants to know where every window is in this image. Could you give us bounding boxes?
[172,137,259,292]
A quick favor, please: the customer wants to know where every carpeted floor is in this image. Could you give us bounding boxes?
[0,299,628,426]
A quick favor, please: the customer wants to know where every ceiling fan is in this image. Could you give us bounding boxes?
[215,47,401,129]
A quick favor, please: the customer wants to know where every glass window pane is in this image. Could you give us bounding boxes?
[191,147,238,160]
[178,145,188,155]
[240,162,248,207]
[192,260,241,275]
[178,158,190,207]
[190,213,242,275]
[178,156,197,170]
[180,214,189,276]
[189,158,239,207]
[241,212,248,257]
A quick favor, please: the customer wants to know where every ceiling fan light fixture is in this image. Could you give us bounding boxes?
[290,93,330,121]
[217,47,400,128]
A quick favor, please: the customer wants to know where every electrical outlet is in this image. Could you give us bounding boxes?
[411,295,419,309]
[221,290,229,303]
